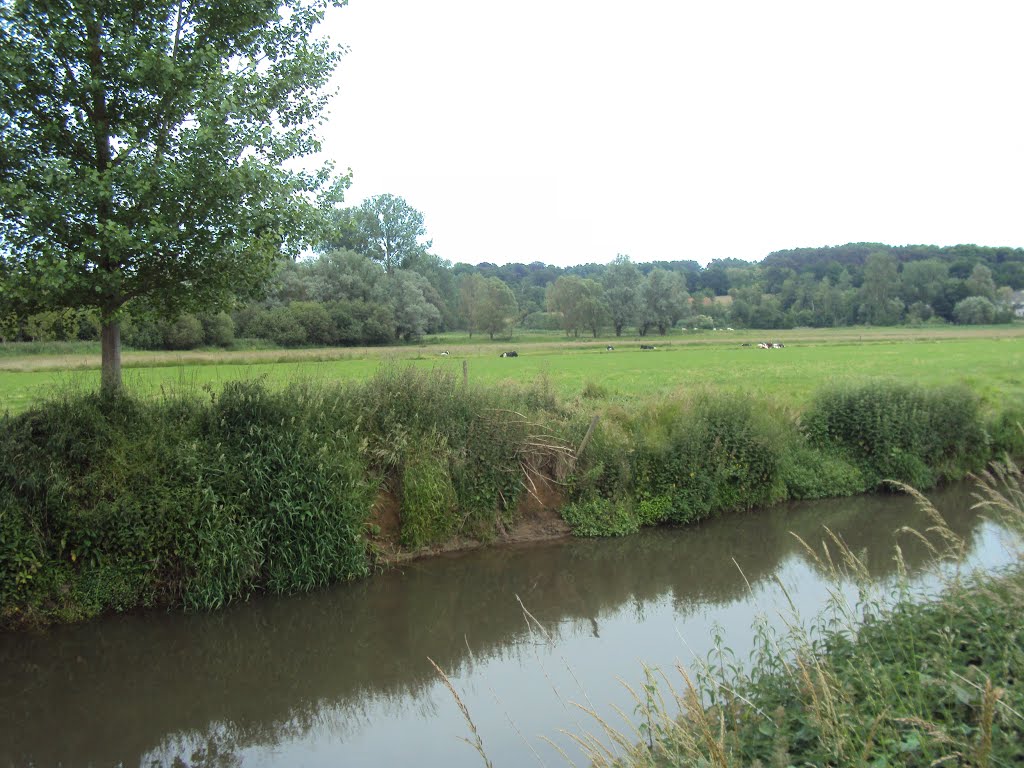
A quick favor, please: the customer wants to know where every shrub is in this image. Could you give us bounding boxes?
[201,311,235,347]
[802,382,989,487]
[778,442,869,500]
[161,314,205,349]
[631,395,786,525]
[0,382,376,623]
[953,295,997,324]
[289,301,337,345]
[348,366,531,541]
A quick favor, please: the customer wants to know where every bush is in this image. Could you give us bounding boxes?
[352,366,529,539]
[778,442,869,500]
[161,314,205,349]
[802,382,990,487]
[0,382,375,624]
[201,312,235,347]
[631,395,786,525]
[953,295,997,324]
[289,301,337,346]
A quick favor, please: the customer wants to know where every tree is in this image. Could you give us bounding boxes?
[899,260,949,309]
[639,269,688,335]
[858,252,901,325]
[602,254,641,336]
[964,263,997,301]
[0,0,346,394]
[324,194,431,274]
[477,277,518,340]
[953,296,997,325]
[457,273,486,336]
[546,275,606,337]
[379,270,440,341]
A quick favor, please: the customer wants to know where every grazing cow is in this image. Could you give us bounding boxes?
[772,342,785,349]
[757,343,769,349]
[640,344,656,350]
[440,350,450,356]
[606,345,614,351]
[500,351,519,358]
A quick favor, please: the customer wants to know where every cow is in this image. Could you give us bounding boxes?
[440,350,450,356]
[741,343,751,347]
[606,345,614,351]
[500,351,519,358]
[640,344,656,350]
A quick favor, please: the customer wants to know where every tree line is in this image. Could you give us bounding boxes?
[6,198,1023,349]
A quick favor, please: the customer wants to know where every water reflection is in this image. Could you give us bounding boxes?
[0,483,1014,767]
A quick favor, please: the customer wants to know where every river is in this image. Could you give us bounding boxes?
[1,482,1018,768]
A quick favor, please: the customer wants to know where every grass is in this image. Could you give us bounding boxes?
[1,326,1023,415]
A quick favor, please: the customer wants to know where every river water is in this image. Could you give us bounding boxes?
[1,483,1018,768]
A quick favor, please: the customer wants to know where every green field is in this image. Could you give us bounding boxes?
[2,325,1023,414]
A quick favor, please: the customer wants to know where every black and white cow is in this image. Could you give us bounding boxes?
[640,344,656,350]
[500,351,519,358]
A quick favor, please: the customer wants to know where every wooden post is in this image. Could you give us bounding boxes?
[576,415,600,459]
[462,359,468,387]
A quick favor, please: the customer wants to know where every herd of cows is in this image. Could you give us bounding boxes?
[437,342,786,358]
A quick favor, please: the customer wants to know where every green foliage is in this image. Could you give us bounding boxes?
[561,498,639,537]
[0,381,374,623]
[161,314,205,350]
[778,442,868,499]
[200,312,235,347]
[803,382,990,487]
[953,295,999,324]
[352,366,528,540]
[399,434,459,548]
[631,395,786,524]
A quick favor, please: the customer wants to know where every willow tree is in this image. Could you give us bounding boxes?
[0,0,348,393]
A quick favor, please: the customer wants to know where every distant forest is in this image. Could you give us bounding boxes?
[8,194,1024,349]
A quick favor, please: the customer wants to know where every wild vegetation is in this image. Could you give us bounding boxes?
[2,358,1019,628]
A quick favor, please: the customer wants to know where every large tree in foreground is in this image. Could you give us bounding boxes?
[0,0,347,393]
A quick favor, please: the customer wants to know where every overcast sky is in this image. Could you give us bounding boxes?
[316,0,1024,268]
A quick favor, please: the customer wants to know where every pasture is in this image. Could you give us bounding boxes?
[1,325,1023,414]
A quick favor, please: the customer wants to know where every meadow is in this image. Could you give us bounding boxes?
[2,325,1023,415]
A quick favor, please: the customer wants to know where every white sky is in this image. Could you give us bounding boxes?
[316,0,1024,268]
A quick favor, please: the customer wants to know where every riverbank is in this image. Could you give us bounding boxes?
[569,462,1024,767]
[1,366,1020,629]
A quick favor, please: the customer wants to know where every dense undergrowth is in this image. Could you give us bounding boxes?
[0,367,1019,628]
[570,459,1024,768]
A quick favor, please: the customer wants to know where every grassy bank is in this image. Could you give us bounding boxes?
[1,366,1020,628]
[569,460,1024,767]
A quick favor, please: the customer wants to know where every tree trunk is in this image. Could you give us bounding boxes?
[101,320,122,395]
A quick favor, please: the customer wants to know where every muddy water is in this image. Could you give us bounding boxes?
[1,484,1018,768]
